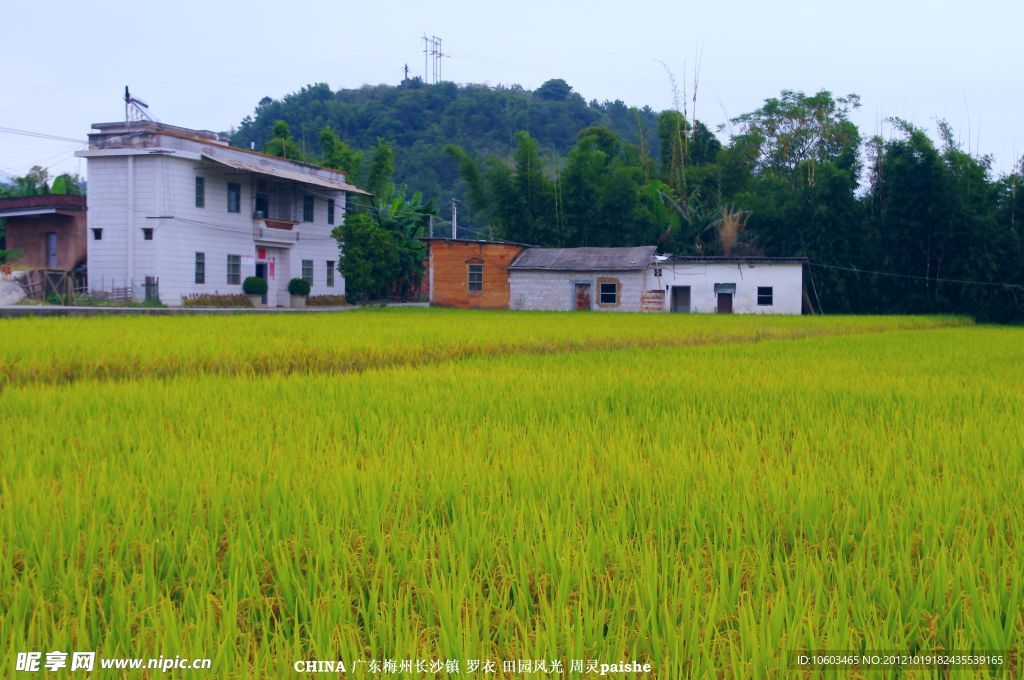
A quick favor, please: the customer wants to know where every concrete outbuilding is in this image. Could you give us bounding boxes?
[508,246,656,311]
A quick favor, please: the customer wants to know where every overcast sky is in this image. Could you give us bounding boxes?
[1,0,1021,181]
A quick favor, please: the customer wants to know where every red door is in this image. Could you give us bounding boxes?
[575,283,591,310]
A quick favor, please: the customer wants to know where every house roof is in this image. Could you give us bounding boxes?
[200,153,370,195]
[82,121,370,196]
[662,255,808,264]
[0,194,86,218]
[510,246,657,271]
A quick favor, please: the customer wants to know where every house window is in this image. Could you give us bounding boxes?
[654,267,662,277]
[757,286,774,306]
[302,259,313,284]
[303,195,314,222]
[326,261,335,287]
[227,182,241,213]
[91,228,103,240]
[468,263,483,292]
[327,199,335,224]
[195,252,205,284]
[141,228,153,241]
[598,278,620,306]
[195,177,205,208]
[227,254,241,285]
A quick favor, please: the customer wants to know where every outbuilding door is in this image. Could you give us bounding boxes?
[717,292,733,313]
[671,286,690,312]
[46,232,57,268]
[574,283,591,310]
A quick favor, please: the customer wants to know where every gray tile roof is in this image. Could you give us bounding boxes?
[509,246,657,271]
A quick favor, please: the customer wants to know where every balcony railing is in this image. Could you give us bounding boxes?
[253,217,299,244]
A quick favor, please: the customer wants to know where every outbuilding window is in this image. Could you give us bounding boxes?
[596,277,621,307]
[757,286,774,306]
[467,263,483,292]
[600,283,617,304]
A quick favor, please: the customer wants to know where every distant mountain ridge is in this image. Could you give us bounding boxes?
[230,79,661,214]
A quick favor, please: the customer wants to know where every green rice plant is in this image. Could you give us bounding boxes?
[0,317,1019,679]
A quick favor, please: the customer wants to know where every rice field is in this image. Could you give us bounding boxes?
[1,310,1020,678]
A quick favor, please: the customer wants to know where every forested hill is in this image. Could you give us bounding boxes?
[230,79,657,206]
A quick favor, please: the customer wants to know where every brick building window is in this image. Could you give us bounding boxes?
[468,263,483,292]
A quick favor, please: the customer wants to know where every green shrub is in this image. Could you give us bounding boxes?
[242,277,268,295]
[288,278,311,296]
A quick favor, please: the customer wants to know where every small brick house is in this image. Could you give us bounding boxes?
[424,238,529,309]
[0,195,87,270]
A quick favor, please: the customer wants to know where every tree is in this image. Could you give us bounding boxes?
[49,173,84,195]
[333,213,399,303]
[263,120,305,161]
[366,138,395,198]
[731,90,861,186]
[318,126,361,178]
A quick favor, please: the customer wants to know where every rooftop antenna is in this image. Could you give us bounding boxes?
[124,86,153,123]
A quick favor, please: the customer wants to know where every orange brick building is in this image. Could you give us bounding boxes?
[425,238,529,309]
[0,195,87,270]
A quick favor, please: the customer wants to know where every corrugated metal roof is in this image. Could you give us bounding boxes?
[201,153,370,195]
[509,246,657,271]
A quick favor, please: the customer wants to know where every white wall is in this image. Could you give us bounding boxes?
[509,270,646,311]
[644,262,803,314]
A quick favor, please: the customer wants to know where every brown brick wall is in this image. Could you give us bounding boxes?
[428,240,526,309]
[5,213,87,270]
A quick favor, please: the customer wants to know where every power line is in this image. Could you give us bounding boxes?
[809,261,1024,290]
[0,126,87,144]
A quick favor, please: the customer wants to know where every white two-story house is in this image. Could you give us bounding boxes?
[76,120,367,306]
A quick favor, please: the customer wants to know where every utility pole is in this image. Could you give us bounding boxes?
[403,63,409,83]
[451,198,458,239]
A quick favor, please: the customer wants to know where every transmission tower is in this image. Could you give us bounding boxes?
[421,34,444,83]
